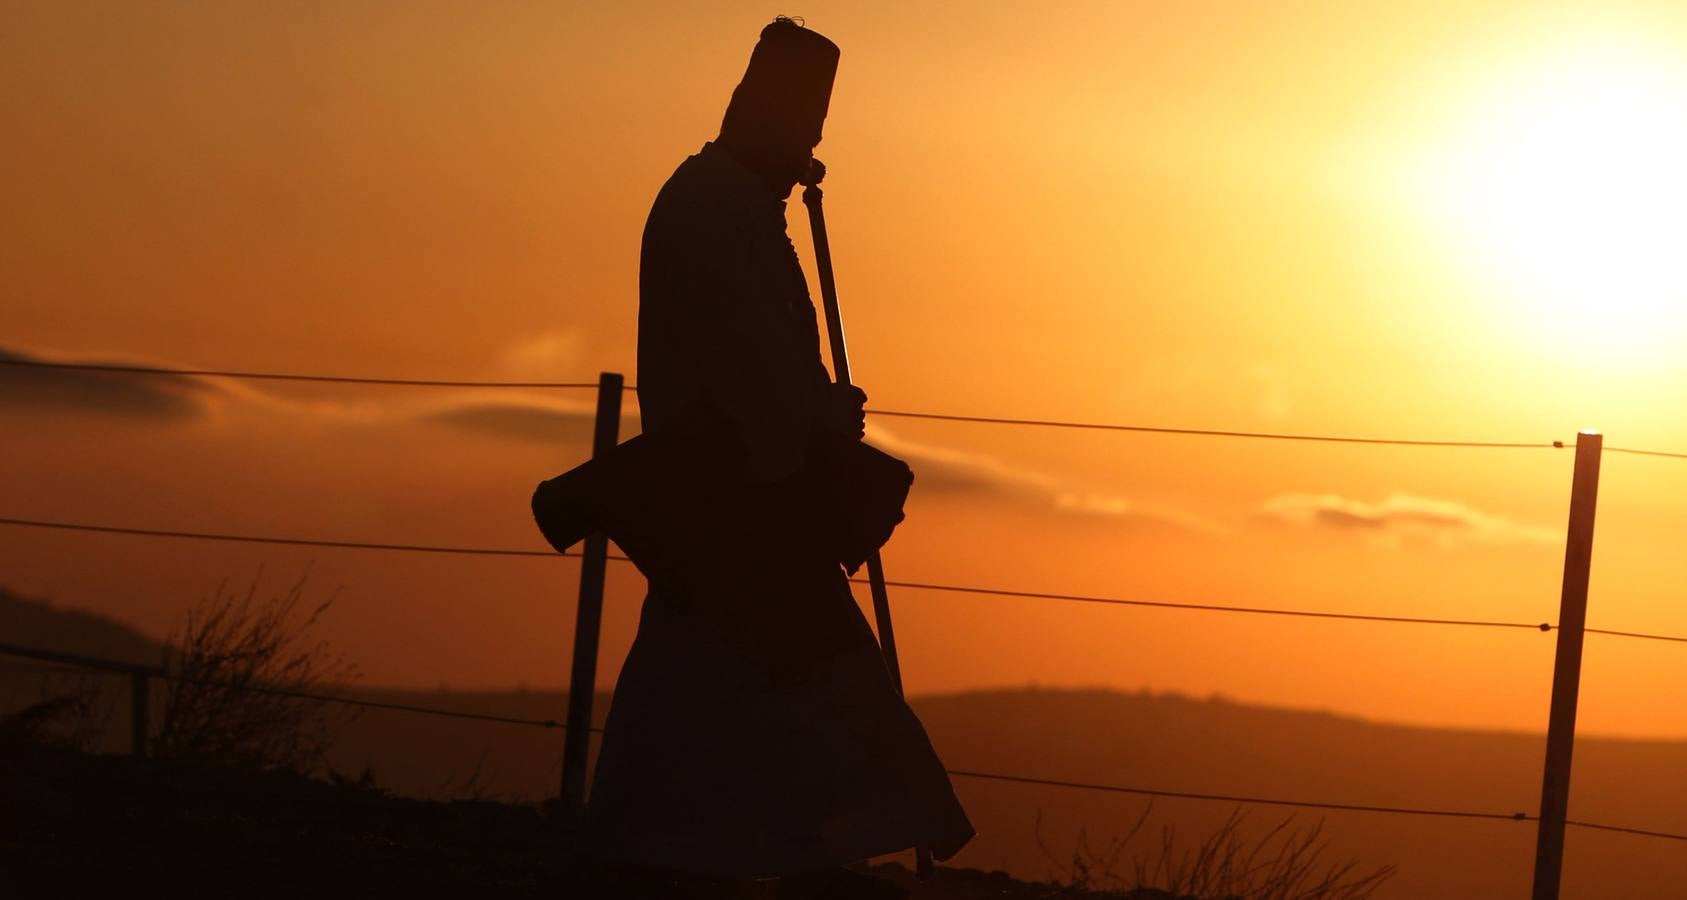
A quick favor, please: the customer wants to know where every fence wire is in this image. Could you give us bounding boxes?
[945,769,1530,821]
[948,770,1687,842]
[11,357,1687,851]
[0,643,597,732]
[6,515,1687,646]
[1608,446,1687,461]
[33,356,1687,454]
[866,408,1567,450]
[0,516,566,559]
[7,643,1683,843]
[858,576,1552,632]
[160,674,601,732]
[0,357,606,390]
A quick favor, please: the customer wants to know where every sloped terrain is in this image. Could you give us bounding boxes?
[6,590,1685,897]
[3,742,1128,900]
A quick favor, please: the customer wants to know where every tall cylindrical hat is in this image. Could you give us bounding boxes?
[720,18,841,151]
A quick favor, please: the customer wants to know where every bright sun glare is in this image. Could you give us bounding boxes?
[1420,40,1687,366]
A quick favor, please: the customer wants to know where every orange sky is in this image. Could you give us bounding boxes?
[5,0,1687,738]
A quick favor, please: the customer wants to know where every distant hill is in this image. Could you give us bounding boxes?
[6,590,1687,898]
[317,686,1687,899]
[909,689,1687,899]
[0,585,169,665]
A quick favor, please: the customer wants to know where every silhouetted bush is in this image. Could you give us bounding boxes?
[155,571,356,772]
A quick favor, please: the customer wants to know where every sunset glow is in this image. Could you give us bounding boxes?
[14,4,1687,896]
[1417,38,1687,365]
[6,2,1687,748]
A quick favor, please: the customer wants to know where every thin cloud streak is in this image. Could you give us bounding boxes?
[418,401,1219,532]
[0,343,615,435]
[421,401,639,445]
[867,424,1222,533]
[0,342,1205,536]
[1260,493,1559,547]
[0,345,220,422]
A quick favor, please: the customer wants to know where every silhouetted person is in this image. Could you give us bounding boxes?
[578,17,973,899]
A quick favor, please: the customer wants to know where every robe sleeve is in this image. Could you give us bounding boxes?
[652,200,829,481]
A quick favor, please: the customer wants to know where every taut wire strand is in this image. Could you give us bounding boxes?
[8,516,1687,643]
[0,357,622,390]
[945,769,1530,821]
[857,576,1551,631]
[866,408,1564,449]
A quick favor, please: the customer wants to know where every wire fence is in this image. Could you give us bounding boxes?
[2,640,1681,845]
[5,515,1685,645]
[0,516,569,559]
[0,357,607,390]
[172,677,590,731]
[945,771,1687,843]
[0,641,593,731]
[865,408,1568,450]
[8,355,1687,867]
[16,355,1687,456]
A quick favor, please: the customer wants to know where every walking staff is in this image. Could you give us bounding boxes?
[801,159,934,878]
[800,158,906,695]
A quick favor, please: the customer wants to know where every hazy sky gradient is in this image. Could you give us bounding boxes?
[6,1,1687,737]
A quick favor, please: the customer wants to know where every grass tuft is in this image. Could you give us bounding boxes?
[1038,804,1396,900]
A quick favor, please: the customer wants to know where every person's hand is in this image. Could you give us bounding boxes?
[823,383,867,440]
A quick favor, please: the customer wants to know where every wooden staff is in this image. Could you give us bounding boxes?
[801,159,934,878]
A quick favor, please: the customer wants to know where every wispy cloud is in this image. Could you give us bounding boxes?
[418,403,1216,531]
[0,343,1202,536]
[421,401,637,445]
[867,425,1221,533]
[0,345,220,422]
[1259,492,1559,547]
[0,342,623,437]
[497,330,585,376]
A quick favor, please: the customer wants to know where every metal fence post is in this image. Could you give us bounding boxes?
[1531,430,1603,900]
[560,371,622,815]
[130,670,149,758]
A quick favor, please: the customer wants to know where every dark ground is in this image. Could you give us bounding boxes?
[2,742,1136,900]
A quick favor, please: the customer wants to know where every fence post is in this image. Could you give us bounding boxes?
[1531,430,1603,900]
[560,371,623,816]
[130,670,149,759]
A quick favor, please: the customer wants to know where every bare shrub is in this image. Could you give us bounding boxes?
[1039,805,1395,900]
[154,571,357,772]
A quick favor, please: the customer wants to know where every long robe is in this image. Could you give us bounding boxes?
[579,142,974,877]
